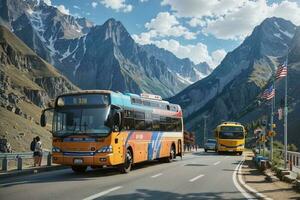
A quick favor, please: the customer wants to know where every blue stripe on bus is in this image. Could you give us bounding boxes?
[148,132,163,160]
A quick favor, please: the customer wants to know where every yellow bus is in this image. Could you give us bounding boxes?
[215,122,246,155]
[40,90,183,173]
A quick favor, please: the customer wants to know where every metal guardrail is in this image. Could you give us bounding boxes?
[287,151,300,173]
[273,149,300,172]
[0,151,52,171]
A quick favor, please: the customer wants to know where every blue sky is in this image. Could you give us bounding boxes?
[47,0,300,68]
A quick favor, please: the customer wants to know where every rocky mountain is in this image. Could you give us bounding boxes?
[0,0,191,97]
[73,19,186,97]
[0,24,78,113]
[0,25,79,151]
[142,44,213,84]
[0,0,93,66]
[170,17,297,145]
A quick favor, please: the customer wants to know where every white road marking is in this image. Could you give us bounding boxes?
[189,174,204,182]
[213,161,221,165]
[151,173,163,178]
[233,156,273,200]
[237,159,273,200]
[232,159,255,199]
[82,186,123,200]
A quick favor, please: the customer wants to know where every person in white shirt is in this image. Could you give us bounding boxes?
[34,136,43,166]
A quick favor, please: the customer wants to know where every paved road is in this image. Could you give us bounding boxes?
[0,151,246,200]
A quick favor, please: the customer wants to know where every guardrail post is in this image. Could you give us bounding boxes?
[17,156,22,170]
[2,157,8,171]
[47,153,52,166]
[293,155,295,166]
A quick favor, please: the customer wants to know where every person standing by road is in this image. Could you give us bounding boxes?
[31,137,38,166]
[34,136,43,166]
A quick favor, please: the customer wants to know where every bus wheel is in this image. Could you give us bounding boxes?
[119,149,133,173]
[238,152,243,156]
[71,166,87,173]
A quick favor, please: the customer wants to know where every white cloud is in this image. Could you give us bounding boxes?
[269,0,300,25]
[133,36,225,67]
[211,49,227,68]
[143,12,196,40]
[140,0,148,2]
[153,40,210,65]
[56,5,70,15]
[161,0,245,18]
[132,30,157,45]
[73,5,80,9]
[92,2,98,8]
[188,18,207,27]
[100,0,133,13]
[162,0,300,40]
[153,39,226,68]
[43,0,51,6]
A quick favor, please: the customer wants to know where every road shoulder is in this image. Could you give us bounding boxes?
[241,152,299,199]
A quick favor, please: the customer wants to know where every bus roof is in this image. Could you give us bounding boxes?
[216,122,244,129]
[55,90,182,117]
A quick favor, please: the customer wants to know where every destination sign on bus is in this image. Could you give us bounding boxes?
[57,94,110,106]
[220,126,243,132]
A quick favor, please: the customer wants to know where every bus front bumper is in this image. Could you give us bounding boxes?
[218,147,244,152]
[52,153,115,166]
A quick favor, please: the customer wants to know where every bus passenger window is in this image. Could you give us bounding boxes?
[135,120,145,130]
[145,120,152,131]
[152,119,160,131]
[124,118,134,130]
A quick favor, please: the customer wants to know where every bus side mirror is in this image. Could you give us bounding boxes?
[40,112,46,127]
[40,107,53,127]
[113,111,122,132]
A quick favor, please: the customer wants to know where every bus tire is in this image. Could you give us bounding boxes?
[119,148,133,173]
[71,166,87,173]
[238,152,243,156]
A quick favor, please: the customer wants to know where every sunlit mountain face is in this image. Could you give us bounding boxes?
[170,17,300,148]
[0,0,214,98]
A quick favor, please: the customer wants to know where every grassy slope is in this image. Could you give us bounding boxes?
[0,25,78,152]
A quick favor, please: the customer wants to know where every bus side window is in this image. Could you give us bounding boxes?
[134,111,145,130]
[152,114,160,131]
[160,116,166,131]
[176,118,182,132]
[144,112,152,131]
[124,110,134,130]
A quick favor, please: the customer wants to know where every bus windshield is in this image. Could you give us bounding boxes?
[219,132,244,139]
[53,107,111,137]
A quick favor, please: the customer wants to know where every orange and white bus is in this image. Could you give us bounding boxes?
[41,90,183,173]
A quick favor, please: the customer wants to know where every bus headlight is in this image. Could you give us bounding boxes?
[52,147,61,153]
[96,145,113,153]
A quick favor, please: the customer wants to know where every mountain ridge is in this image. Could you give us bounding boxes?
[0,0,207,97]
[170,17,298,146]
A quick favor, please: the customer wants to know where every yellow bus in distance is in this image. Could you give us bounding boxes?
[40,90,183,173]
[215,122,246,155]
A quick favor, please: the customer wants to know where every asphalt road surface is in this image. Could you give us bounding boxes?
[0,150,248,200]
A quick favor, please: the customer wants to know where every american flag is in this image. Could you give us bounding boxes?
[276,62,288,80]
[262,85,275,100]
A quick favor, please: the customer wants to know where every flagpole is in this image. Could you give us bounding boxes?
[284,54,288,169]
[270,79,275,161]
